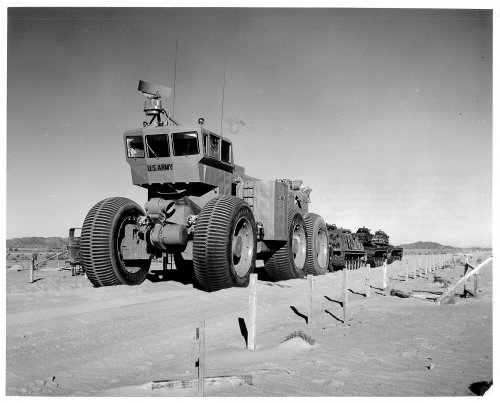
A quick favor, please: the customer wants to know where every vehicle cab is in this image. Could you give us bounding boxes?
[124,125,237,197]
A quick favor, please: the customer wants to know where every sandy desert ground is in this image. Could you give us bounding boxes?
[5,254,494,397]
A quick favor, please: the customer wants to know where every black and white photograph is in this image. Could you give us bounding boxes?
[4,2,495,398]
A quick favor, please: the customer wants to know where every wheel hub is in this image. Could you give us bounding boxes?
[232,217,255,277]
[234,236,243,258]
[292,223,306,269]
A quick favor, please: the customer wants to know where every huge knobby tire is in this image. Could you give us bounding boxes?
[80,197,151,287]
[264,212,307,281]
[193,196,257,292]
[304,213,329,276]
[329,254,345,271]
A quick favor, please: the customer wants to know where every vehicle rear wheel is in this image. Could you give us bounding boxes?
[193,196,257,292]
[304,213,329,276]
[264,212,307,281]
[80,197,151,287]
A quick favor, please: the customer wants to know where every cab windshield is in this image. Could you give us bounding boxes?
[172,131,199,156]
[146,134,170,158]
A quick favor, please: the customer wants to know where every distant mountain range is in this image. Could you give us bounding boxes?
[397,241,490,251]
[6,237,490,251]
[7,237,69,249]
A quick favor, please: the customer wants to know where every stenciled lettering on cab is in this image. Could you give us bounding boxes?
[147,164,173,172]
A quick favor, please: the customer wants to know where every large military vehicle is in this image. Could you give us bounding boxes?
[67,227,82,276]
[326,224,366,271]
[354,226,388,267]
[80,80,329,291]
[372,229,403,262]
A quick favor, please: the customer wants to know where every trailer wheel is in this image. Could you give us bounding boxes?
[304,213,329,276]
[330,254,345,271]
[193,196,257,292]
[80,197,150,287]
[264,212,307,281]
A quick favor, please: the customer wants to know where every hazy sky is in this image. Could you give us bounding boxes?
[6,7,492,247]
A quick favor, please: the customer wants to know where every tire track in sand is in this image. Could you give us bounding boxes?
[6,292,175,327]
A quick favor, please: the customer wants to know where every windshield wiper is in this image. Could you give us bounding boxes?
[146,141,160,160]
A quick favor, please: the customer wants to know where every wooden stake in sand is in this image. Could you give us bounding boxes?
[248,273,257,350]
[343,267,349,324]
[30,256,35,283]
[365,265,371,297]
[405,262,409,281]
[473,274,479,298]
[307,274,313,325]
[382,260,388,289]
[197,320,205,397]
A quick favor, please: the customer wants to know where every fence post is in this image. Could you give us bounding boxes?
[307,274,313,325]
[365,265,371,297]
[343,267,349,325]
[405,261,408,281]
[248,273,257,350]
[197,320,205,397]
[30,257,35,283]
[382,260,388,289]
[473,274,479,298]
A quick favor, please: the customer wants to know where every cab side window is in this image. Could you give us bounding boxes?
[221,140,232,163]
[126,136,145,158]
[209,134,220,159]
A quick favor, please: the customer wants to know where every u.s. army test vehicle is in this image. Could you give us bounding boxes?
[80,81,329,291]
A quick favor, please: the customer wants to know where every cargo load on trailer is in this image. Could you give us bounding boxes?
[353,226,389,267]
[372,230,403,263]
[326,224,366,271]
[80,80,329,291]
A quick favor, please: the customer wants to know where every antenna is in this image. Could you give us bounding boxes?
[220,56,227,135]
[138,80,179,126]
[173,36,178,118]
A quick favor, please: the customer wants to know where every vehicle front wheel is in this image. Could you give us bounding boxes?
[80,197,151,287]
[193,196,257,292]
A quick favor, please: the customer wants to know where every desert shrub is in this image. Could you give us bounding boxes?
[476,257,482,263]
[282,330,315,345]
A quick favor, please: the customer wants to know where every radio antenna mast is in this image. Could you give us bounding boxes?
[220,56,227,135]
[173,36,178,118]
